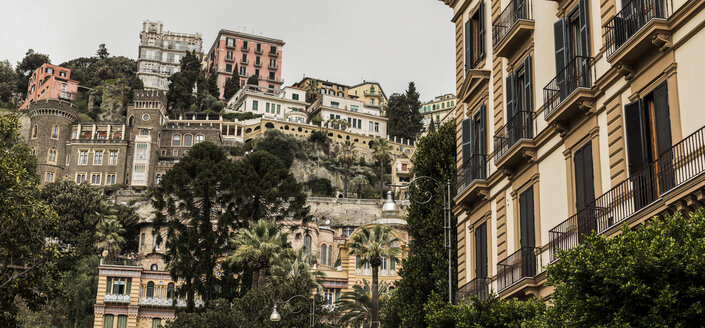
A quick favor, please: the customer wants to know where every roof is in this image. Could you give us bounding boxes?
[217,29,285,45]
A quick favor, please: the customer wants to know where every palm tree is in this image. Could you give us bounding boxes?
[228,219,293,290]
[305,79,320,103]
[348,225,402,328]
[372,137,393,198]
[338,140,357,198]
[270,248,325,292]
[94,218,125,259]
[336,279,391,327]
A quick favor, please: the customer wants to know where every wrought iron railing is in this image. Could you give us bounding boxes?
[104,294,131,303]
[494,110,534,161]
[550,126,705,261]
[456,153,488,195]
[605,0,673,57]
[496,247,540,292]
[543,56,596,118]
[457,277,492,302]
[492,0,533,47]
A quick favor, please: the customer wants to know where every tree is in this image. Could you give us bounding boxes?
[0,60,18,105]
[15,49,50,98]
[94,218,126,259]
[541,210,705,328]
[228,219,294,290]
[350,175,374,199]
[372,137,393,198]
[304,79,320,103]
[424,293,547,328]
[336,279,390,327]
[247,74,259,86]
[254,129,299,168]
[348,225,402,328]
[166,51,203,112]
[96,44,110,60]
[383,121,456,328]
[223,67,241,100]
[0,115,60,325]
[206,71,219,98]
[337,140,357,197]
[386,82,423,140]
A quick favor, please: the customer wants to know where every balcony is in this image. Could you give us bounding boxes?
[604,0,673,75]
[457,277,491,302]
[493,111,536,171]
[549,125,705,261]
[269,64,278,70]
[225,56,235,62]
[104,294,130,304]
[59,92,73,100]
[241,59,249,65]
[492,0,534,58]
[255,47,263,55]
[254,61,262,68]
[241,46,250,52]
[543,56,596,126]
[456,154,489,205]
[496,247,541,295]
[269,51,279,57]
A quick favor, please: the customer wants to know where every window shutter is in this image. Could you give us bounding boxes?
[554,19,566,74]
[505,74,515,119]
[652,83,671,156]
[519,187,535,247]
[574,142,595,210]
[479,2,485,60]
[475,222,488,278]
[462,118,473,163]
[578,0,591,56]
[624,100,650,175]
[465,20,472,72]
[524,55,533,112]
[477,104,487,155]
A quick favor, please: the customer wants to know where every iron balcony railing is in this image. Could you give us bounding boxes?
[104,294,131,303]
[457,277,492,302]
[494,110,534,161]
[101,258,138,266]
[605,0,673,57]
[550,125,705,261]
[456,153,488,196]
[543,56,596,118]
[492,0,533,47]
[496,247,540,293]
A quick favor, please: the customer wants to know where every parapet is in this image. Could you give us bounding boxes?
[27,98,79,120]
[133,90,167,102]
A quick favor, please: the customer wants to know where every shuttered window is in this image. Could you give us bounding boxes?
[519,187,535,248]
[465,2,485,72]
[574,142,595,211]
[474,222,488,278]
[553,0,590,75]
[506,55,533,118]
[461,118,474,163]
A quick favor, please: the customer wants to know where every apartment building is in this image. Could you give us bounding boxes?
[348,81,389,110]
[205,30,285,99]
[421,94,457,128]
[308,94,388,138]
[225,84,308,122]
[137,21,203,91]
[437,0,705,302]
[19,63,79,110]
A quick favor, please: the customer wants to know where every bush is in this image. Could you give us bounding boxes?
[305,177,335,197]
[254,130,300,168]
[424,293,547,328]
[222,112,262,121]
[308,130,329,145]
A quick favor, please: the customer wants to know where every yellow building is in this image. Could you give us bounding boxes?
[436,0,705,302]
[348,81,389,111]
[293,77,351,98]
[421,94,456,128]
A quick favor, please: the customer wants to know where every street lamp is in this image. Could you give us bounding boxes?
[387,176,454,304]
[269,294,315,327]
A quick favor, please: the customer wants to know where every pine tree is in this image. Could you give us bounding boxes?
[386,82,424,140]
[223,65,241,100]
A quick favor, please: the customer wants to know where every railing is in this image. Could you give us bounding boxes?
[496,247,540,292]
[59,92,72,100]
[456,154,488,195]
[605,0,673,57]
[543,56,596,118]
[550,126,705,261]
[494,111,534,161]
[104,294,131,303]
[139,297,176,306]
[492,0,533,47]
[269,51,279,57]
[101,258,138,266]
[457,277,491,302]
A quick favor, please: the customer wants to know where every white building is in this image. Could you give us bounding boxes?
[309,94,388,138]
[226,85,308,123]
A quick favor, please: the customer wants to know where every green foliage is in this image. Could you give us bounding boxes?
[223,68,240,100]
[0,60,18,105]
[308,130,329,145]
[15,49,51,98]
[424,293,547,328]
[383,121,457,328]
[247,74,259,86]
[337,140,357,197]
[326,118,349,131]
[206,71,219,98]
[0,115,61,325]
[96,44,109,60]
[305,177,335,197]
[222,111,262,121]
[335,279,390,327]
[201,94,225,113]
[60,54,139,89]
[310,114,323,126]
[304,79,320,103]
[166,51,208,112]
[385,82,423,140]
[94,218,125,258]
[349,174,376,199]
[372,137,393,198]
[544,210,705,328]
[253,129,300,168]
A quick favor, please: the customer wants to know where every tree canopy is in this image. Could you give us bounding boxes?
[385,82,423,141]
[15,49,51,99]
[0,60,18,105]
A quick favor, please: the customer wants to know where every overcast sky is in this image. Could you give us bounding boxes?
[0,0,455,101]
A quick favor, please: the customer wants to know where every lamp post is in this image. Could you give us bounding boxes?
[269,294,315,327]
[387,176,454,304]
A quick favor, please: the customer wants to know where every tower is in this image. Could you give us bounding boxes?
[125,90,166,187]
[27,99,78,184]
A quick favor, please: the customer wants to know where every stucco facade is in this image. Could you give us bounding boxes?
[19,63,79,110]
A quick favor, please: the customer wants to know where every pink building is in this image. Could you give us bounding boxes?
[20,63,79,110]
[205,29,284,99]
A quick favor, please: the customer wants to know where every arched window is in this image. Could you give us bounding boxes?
[167,283,175,299]
[195,134,204,143]
[51,125,59,138]
[172,134,181,146]
[103,314,114,328]
[150,263,158,271]
[328,245,333,266]
[183,134,193,147]
[146,281,155,298]
[152,232,160,251]
[304,234,312,253]
[321,244,327,265]
[32,125,38,139]
[128,115,134,127]
[355,255,361,275]
[48,148,57,162]
[390,257,396,275]
[117,315,127,328]
[152,318,161,328]
[30,147,36,155]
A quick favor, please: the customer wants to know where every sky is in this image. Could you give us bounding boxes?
[0,0,456,101]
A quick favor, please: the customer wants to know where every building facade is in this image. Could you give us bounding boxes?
[421,94,456,128]
[348,81,389,110]
[225,85,308,121]
[438,0,705,302]
[136,21,203,91]
[307,94,388,138]
[19,63,79,110]
[205,30,285,99]
[293,77,351,98]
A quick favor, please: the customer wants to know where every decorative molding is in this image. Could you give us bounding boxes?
[552,122,569,138]
[477,187,490,201]
[616,63,636,80]
[562,148,572,159]
[588,126,600,139]
[651,33,672,52]
[578,100,596,115]
[664,62,678,77]
[530,172,540,183]
[522,149,537,163]
[501,168,514,180]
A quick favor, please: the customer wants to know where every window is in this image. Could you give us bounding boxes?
[94,150,103,165]
[304,234,312,253]
[505,55,533,122]
[331,101,339,108]
[140,233,145,249]
[152,318,161,328]
[343,227,354,237]
[242,54,248,63]
[553,0,590,77]
[150,264,158,270]
[167,283,175,299]
[51,125,59,138]
[76,173,86,183]
[243,41,249,49]
[172,134,181,146]
[183,134,193,147]
[60,71,67,78]
[91,173,101,185]
[117,315,127,328]
[147,281,155,297]
[103,314,114,328]
[226,38,234,47]
[266,103,270,113]
[369,121,374,131]
[45,171,54,183]
[270,45,277,54]
[255,69,260,77]
[381,256,388,275]
[252,100,259,110]
[226,51,233,60]
[109,151,118,165]
[195,135,204,144]
[128,116,134,127]
[270,58,276,67]
[374,122,379,132]
[292,93,299,100]
[475,222,488,279]
[156,174,162,184]
[173,149,179,157]
[226,64,232,73]
[328,244,333,266]
[142,114,150,121]
[135,144,148,160]
[390,256,396,275]
[32,125,38,139]
[48,148,57,162]
[152,232,160,251]
[240,66,246,75]
[106,277,131,295]
[350,105,359,112]
[321,244,327,265]
[464,3,485,71]
[106,174,116,185]
[79,150,88,164]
